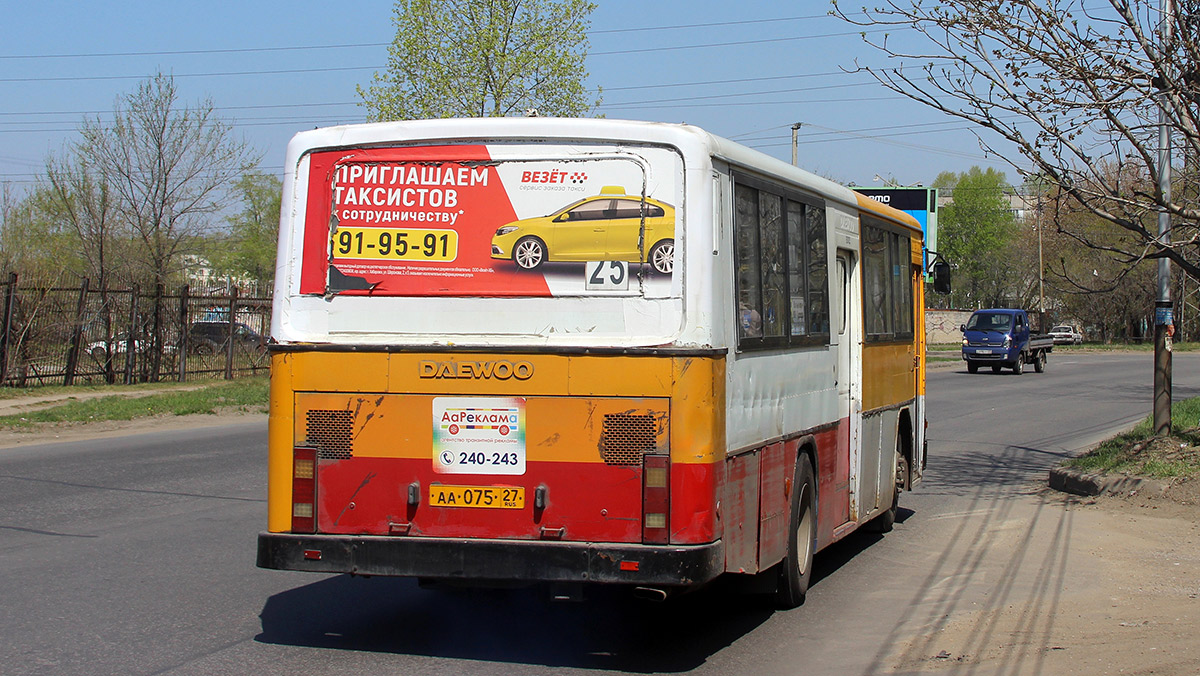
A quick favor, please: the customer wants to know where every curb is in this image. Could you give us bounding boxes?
[1048,466,1169,497]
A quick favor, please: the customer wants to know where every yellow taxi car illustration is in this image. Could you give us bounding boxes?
[490,186,676,274]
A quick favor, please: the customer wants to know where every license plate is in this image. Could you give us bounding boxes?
[976,349,992,354]
[429,485,525,509]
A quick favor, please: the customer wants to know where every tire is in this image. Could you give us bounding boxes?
[1013,353,1024,375]
[967,361,978,374]
[866,439,907,534]
[194,342,216,356]
[1033,351,1046,373]
[648,239,675,275]
[775,455,817,609]
[512,236,546,270]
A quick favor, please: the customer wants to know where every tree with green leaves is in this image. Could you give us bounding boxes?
[933,167,1018,309]
[359,0,599,120]
[0,184,82,281]
[211,171,282,292]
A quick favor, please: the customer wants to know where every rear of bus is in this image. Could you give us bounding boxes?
[256,119,726,590]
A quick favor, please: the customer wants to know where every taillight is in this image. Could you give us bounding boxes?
[292,447,317,533]
[642,454,670,544]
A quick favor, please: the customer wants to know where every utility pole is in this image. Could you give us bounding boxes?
[1154,0,1174,436]
[791,123,802,167]
[1036,188,1045,329]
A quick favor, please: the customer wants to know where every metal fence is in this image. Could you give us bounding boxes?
[0,271,271,388]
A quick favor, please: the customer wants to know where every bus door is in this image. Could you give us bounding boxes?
[832,250,859,528]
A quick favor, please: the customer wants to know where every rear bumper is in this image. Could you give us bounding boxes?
[257,532,725,587]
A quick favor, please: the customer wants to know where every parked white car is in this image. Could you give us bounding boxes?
[1049,324,1083,345]
[86,334,177,358]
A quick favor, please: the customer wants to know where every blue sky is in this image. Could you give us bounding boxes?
[0,1,1017,194]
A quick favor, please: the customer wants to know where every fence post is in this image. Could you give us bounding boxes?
[124,285,139,385]
[150,283,163,382]
[177,284,189,383]
[0,270,17,386]
[225,287,239,380]
[0,272,17,386]
[100,280,115,384]
[63,277,90,386]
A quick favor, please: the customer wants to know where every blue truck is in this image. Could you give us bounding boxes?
[961,308,1053,374]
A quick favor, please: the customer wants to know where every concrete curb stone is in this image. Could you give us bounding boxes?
[1048,466,1169,497]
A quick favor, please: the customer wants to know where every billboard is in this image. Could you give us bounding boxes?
[851,186,939,277]
[297,145,680,298]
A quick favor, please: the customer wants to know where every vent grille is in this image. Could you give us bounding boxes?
[599,413,658,466]
[305,409,355,459]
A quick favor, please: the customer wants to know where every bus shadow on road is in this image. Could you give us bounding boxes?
[256,573,773,671]
[253,521,901,673]
[255,571,787,672]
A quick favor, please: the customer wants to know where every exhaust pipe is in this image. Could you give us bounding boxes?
[632,586,669,602]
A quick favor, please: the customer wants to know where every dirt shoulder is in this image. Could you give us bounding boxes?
[889,481,1200,675]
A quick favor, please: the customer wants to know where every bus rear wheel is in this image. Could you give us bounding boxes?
[776,455,816,609]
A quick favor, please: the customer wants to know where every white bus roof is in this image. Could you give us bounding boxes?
[284,117,865,211]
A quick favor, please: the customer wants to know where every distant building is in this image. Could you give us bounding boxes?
[936,188,1035,221]
[180,255,262,296]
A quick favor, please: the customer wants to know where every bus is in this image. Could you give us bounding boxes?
[257,118,946,607]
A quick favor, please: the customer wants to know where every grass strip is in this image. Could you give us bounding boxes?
[1066,396,1200,478]
[0,380,205,401]
[0,377,268,430]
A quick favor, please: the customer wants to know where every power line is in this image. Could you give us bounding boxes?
[0,70,877,119]
[0,100,361,118]
[603,81,876,108]
[600,95,902,112]
[0,28,896,84]
[0,65,377,84]
[0,88,901,132]
[0,42,388,60]
[591,28,890,56]
[0,14,839,60]
[590,13,832,35]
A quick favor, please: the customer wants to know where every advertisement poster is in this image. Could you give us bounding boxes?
[299,145,679,297]
[432,397,526,475]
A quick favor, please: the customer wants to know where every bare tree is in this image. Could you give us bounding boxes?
[78,73,258,288]
[835,0,1200,283]
[43,150,118,289]
[42,150,126,380]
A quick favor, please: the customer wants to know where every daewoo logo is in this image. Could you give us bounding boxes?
[419,360,534,380]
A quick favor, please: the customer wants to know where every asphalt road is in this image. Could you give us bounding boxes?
[2,351,1197,676]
